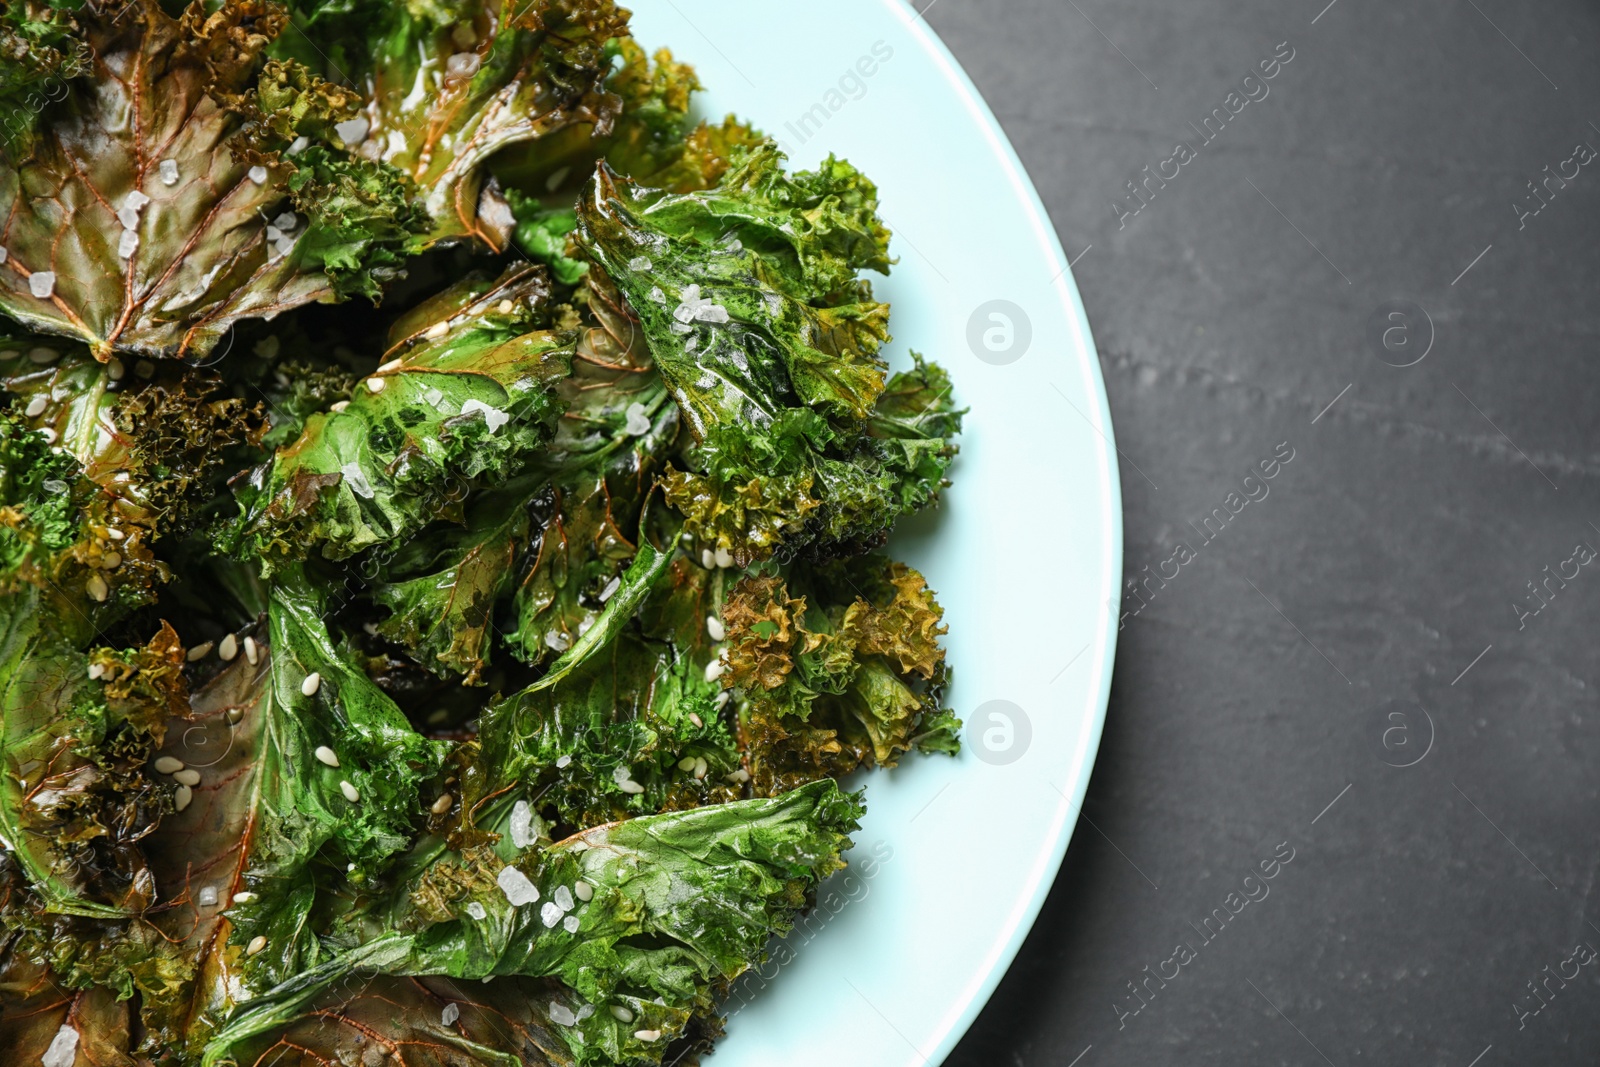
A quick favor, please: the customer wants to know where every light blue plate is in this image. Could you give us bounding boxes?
[625,2,1122,1063]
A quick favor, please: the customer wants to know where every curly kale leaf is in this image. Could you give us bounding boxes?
[272,0,628,250]
[721,556,960,794]
[573,145,962,565]
[0,1,427,360]
[0,598,186,917]
[0,0,91,155]
[201,779,863,1067]
[231,267,570,565]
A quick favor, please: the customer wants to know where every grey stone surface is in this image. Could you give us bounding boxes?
[930,2,1600,1064]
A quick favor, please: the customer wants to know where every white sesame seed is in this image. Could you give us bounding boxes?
[87,662,104,680]
[231,892,256,904]
[185,642,212,662]
[329,400,350,412]
[714,547,734,569]
[376,357,403,373]
[700,548,715,569]
[366,377,385,393]
[37,427,57,445]
[243,636,259,665]
[727,768,750,784]
[441,1003,460,1026]
[431,793,453,814]
[678,756,696,771]
[99,552,121,570]
[714,690,732,710]
[634,1030,661,1042]
[106,358,125,381]
[575,881,593,902]
[218,634,238,661]
[198,886,218,906]
[226,707,244,725]
[174,784,193,811]
[598,576,621,603]
[704,660,724,683]
[693,757,708,780]
[24,395,46,417]
[610,1005,633,1022]
[618,779,645,795]
[314,745,339,767]
[555,755,572,769]
[339,780,359,803]
[154,757,184,774]
[424,321,450,340]
[300,671,321,696]
[689,712,704,727]
[85,573,108,602]
[173,769,201,787]
[246,935,267,955]
[705,616,725,642]
[496,299,513,314]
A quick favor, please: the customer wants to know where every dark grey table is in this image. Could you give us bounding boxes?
[932,2,1600,1065]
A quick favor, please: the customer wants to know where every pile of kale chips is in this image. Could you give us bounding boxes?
[0,1,963,1063]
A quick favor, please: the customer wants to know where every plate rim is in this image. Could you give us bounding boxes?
[877,2,1124,1062]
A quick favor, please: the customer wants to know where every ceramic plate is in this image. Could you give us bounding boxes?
[624,2,1122,1063]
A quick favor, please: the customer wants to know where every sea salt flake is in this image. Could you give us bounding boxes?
[29,272,55,299]
[693,302,729,324]
[628,256,652,272]
[42,1025,79,1067]
[460,398,510,432]
[623,402,650,436]
[124,190,150,211]
[509,800,536,848]
[648,286,665,303]
[497,865,540,906]
[441,1003,460,1026]
[549,1001,577,1026]
[118,229,140,259]
[117,206,141,229]
[340,462,374,499]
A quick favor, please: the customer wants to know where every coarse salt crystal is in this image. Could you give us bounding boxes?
[29,272,55,299]
[41,1024,79,1067]
[554,885,574,911]
[340,462,374,499]
[159,159,179,185]
[466,901,487,920]
[628,256,652,272]
[117,206,141,229]
[118,229,140,259]
[460,398,510,432]
[287,136,309,155]
[545,631,570,653]
[497,865,540,906]
[598,576,621,603]
[544,166,570,192]
[0,246,8,263]
[509,799,536,848]
[198,886,218,906]
[623,402,651,436]
[563,914,580,933]
[441,1003,460,1026]
[540,901,563,928]
[549,1001,577,1026]
[649,286,665,303]
[247,165,268,185]
[334,117,370,146]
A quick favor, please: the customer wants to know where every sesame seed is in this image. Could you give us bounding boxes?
[598,576,621,603]
[154,757,184,774]
[100,552,121,569]
[173,769,201,787]
[431,793,453,814]
[705,615,725,642]
[37,427,57,444]
[300,672,321,696]
[226,707,244,725]
[86,573,108,602]
[376,357,403,373]
[700,548,715,569]
[555,755,572,769]
[365,377,385,393]
[24,395,46,417]
[549,1001,577,1026]
[714,547,734,569]
[329,400,350,413]
[610,1005,633,1022]
[135,359,155,379]
[634,1029,662,1042]
[218,634,238,661]
[618,779,645,795]
[339,780,360,803]
[87,662,104,680]
[678,757,696,771]
[231,892,256,904]
[496,299,513,314]
[574,881,593,902]
[106,358,125,381]
[693,757,708,780]
[726,768,750,784]
[713,691,731,709]
[704,660,724,683]
[243,636,259,665]
[689,712,704,727]
[105,527,124,540]
[424,321,450,340]
[314,745,339,767]
[247,935,267,955]
[174,784,193,811]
